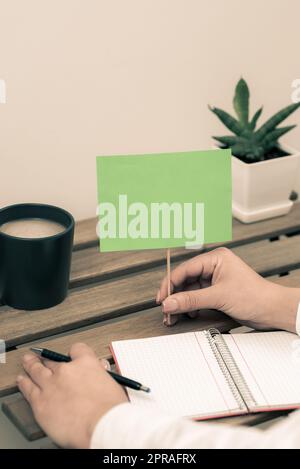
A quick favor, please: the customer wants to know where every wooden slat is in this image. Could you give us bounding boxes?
[2,392,292,443]
[2,268,300,442]
[70,245,186,288]
[70,204,300,288]
[210,410,293,427]
[1,235,300,349]
[232,235,300,278]
[2,394,45,441]
[1,269,161,348]
[271,270,300,287]
[72,203,300,251]
[73,218,99,250]
[0,308,237,398]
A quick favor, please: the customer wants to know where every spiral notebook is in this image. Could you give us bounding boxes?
[111,329,300,420]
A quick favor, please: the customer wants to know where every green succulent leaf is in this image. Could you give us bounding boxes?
[231,138,265,161]
[249,107,263,131]
[249,146,265,160]
[209,106,243,136]
[210,79,300,162]
[230,143,248,157]
[255,103,300,140]
[262,125,296,146]
[213,136,238,147]
[233,78,249,126]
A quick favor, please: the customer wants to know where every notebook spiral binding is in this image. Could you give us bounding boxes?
[206,328,257,410]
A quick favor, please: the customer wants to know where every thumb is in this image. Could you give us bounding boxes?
[162,286,219,314]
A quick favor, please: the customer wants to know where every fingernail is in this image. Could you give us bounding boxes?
[16,374,24,382]
[162,298,178,314]
[163,314,178,327]
[101,359,111,371]
[169,316,178,326]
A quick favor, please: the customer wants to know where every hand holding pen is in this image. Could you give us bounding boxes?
[31,347,150,393]
[17,342,135,449]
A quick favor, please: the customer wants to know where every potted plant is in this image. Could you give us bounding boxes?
[210,79,300,223]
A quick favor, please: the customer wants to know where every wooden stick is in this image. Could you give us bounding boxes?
[167,248,171,297]
[164,248,171,326]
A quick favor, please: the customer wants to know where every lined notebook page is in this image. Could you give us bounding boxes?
[112,331,242,419]
[224,331,300,410]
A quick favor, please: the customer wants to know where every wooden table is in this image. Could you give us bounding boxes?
[1,204,300,446]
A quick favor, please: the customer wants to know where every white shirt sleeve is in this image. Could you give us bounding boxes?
[90,403,300,449]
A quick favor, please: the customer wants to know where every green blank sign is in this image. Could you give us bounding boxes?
[96,149,232,252]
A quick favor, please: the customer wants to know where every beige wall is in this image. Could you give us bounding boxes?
[1,0,300,220]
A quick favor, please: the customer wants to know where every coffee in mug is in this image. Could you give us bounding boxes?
[0,218,65,239]
[0,203,74,310]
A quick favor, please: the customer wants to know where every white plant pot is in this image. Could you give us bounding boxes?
[232,144,300,223]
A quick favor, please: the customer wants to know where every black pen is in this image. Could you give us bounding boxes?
[30,347,150,393]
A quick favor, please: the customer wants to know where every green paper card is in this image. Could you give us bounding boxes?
[96,149,232,252]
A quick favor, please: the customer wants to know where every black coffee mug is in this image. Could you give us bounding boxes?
[0,203,74,310]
